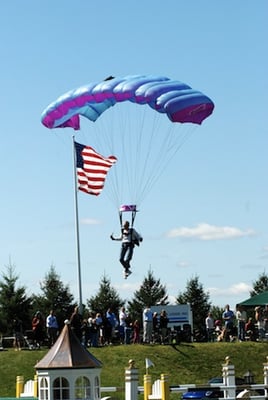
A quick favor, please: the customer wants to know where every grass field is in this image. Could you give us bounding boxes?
[0,342,268,398]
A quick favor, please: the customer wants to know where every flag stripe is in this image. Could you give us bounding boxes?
[75,141,117,196]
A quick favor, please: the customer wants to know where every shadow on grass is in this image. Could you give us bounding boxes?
[168,342,195,356]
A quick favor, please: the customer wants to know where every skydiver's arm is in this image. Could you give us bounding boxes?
[110,233,122,241]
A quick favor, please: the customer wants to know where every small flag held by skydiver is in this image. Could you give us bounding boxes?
[145,358,155,374]
[74,141,117,196]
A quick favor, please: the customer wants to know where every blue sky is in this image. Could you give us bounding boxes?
[0,1,267,310]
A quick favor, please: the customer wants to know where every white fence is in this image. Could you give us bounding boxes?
[18,356,268,400]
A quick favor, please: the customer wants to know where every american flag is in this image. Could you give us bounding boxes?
[74,141,117,196]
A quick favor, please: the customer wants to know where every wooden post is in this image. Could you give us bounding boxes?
[16,375,24,398]
[222,357,236,399]
[160,373,169,400]
[33,374,38,398]
[263,356,268,398]
[125,359,138,400]
[144,374,152,400]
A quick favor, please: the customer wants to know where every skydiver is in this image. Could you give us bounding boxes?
[110,220,143,278]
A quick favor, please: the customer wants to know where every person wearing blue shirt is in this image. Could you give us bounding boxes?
[46,310,59,347]
[222,304,235,341]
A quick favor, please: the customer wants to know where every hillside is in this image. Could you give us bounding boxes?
[0,342,267,398]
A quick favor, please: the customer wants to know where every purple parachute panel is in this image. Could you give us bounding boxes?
[119,204,137,212]
[41,75,214,129]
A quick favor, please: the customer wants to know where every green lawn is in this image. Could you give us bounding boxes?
[0,342,268,398]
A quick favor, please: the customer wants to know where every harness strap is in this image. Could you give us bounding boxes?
[118,210,137,228]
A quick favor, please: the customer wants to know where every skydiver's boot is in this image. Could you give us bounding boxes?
[124,265,132,278]
[126,269,132,277]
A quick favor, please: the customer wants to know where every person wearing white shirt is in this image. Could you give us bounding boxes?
[205,312,215,342]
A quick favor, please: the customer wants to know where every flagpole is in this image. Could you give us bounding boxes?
[72,136,83,314]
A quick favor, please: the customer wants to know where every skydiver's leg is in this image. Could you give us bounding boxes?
[125,244,134,270]
[120,245,128,270]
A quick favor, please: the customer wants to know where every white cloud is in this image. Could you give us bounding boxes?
[204,282,252,308]
[208,282,251,297]
[167,223,255,241]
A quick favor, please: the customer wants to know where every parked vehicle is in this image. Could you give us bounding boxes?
[182,377,247,400]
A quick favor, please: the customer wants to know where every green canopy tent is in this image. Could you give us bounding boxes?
[239,291,268,306]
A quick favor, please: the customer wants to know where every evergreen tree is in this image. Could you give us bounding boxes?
[31,265,74,329]
[176,275,211,332]
[87,274,124,317]
[0,264,32,335]
[250,271,268,296]
[210,305,224,322]
[127,268,169,323]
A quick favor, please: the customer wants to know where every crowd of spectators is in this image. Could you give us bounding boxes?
[205,303,268,342]
[10,305,173,349]
[14,302,268,349]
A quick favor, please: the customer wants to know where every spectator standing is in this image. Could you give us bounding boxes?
[105,308,118,344]
[32,311,45,348]
[143,305,153,344]
[236,305,247,341]
[70,305,83,342]
[119,307,127,344]
[87,314,98,347]
[255,306,264,339]
[205,312,215,342]
[262,305,268,334]
[222,304,235,341]
[46,310,59,347]
[159,310,169,344]
[133,320,140,344]
[124,313,132,344]
[95,312,103,346]
[12,318,23,351]
[153,312,159,333]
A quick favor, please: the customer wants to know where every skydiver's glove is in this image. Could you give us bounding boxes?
[139,238,143,242]
[110,234,115,240]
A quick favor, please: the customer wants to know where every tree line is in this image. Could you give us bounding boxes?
[0,262,267,337]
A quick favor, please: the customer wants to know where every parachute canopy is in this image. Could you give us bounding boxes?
[41,75,214,209]
[41,75,214,130]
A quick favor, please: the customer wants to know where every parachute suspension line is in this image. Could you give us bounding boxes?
[82,100,196,209]
[109,102,146,207]
[136,122,196,205]
[136,110,171,203]
[128,104,147,204]
[131,209,136,227]
[96,103,196,208]
[121,105,173,206]
[89,104,144,209]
